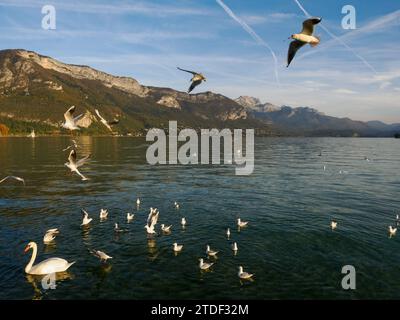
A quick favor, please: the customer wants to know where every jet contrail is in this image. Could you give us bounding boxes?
[293,0,377,74]
[216,0,280,86]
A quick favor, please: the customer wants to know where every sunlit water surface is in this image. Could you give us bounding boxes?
[0,137,399,299]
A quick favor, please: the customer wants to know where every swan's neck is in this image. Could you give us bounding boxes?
[25,243,37,273]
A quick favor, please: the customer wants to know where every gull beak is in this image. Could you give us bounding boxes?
[23,245,30,253]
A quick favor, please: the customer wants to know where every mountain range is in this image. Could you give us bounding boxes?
[0,49,398,137]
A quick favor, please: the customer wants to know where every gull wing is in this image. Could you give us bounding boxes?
[287,40,306,67]
[177,67,198,76]
[301,17,322,35]
[0,176,25,185]
[81,209,89,218]
[64,106,77,125]
[76,154,91,168]
[188,80,202,93]
[149,211,159,229]
[95,109,113,131]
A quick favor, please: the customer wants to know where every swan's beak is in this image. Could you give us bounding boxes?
[23,245,30,253]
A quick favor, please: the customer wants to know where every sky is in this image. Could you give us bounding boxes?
[0,0,399,123]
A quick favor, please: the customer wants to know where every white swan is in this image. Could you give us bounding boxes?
[238,266,254,280]
[173,242,183,252]
[206,245,218,257]
[81,209,93,226]
[237,218,248,228]
[24,242,75,275]
[43,228,59,244]
[199,258,214,270]
[127,212,134,222]
[100,209,109,220]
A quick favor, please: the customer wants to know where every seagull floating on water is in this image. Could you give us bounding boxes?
[144,208,159,235]
[89,249,112,262]
[173,242,183,253]
[287,17,322,67]
[81,209,93,226]
[177,67,206,93]
[127,212,134,222]
[161,224,172,233]
[181,217,187,227]
[226,228,231,238]
[389,226,397,237]
[65,149,90,181]
[331,220,338,230]
[174,201,180,210]
[237,218,249,228]
[232,242,238,252]
[100,209,109,220]
[62,106,83,131]
[206,245,219,257]
[199,258,214,271]
[136,198,141,208]
[0,176,25,186]
[238,266,254,280]
[114,223,128,233]
[43,228,59,244]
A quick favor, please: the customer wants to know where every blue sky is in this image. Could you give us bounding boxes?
[0,0,399,123]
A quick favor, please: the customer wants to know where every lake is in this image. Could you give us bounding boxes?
[0,137,399,299]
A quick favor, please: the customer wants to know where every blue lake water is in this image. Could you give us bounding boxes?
[0,137,399,299]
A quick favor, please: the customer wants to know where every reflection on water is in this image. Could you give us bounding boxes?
[1,137,400,299]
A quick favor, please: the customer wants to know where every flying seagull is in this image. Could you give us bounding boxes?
[0,176,25,186]
[62,106,83,131]
[95,109,119,132]
[145,208,159,235]
[287,17,322,67]
[177,67,206,93]
[65,149,90,181]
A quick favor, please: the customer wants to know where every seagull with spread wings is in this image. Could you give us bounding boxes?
[62,106,83,131]
[65,149,90,181]
[287,17,322,67]
[177,67,206,93]
[95,109,120,132]
[0,176,25,186]
[144,208,159,235]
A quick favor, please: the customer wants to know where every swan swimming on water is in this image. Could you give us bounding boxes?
[24,242,75,275]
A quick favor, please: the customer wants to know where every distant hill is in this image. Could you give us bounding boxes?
[235,96,400,137]
[0,49,397,137]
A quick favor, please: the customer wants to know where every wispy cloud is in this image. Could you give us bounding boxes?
[0,0,211,16]
[242,12,298,25]
[216,0,280,86]
[293,0,377,74]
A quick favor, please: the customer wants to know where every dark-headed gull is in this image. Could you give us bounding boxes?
[62,106,83,131]
[199,258,214,271]
[43,228,59,244]
[65,149,90,181]
[145,208,159,235]
[81,209,93,226]
[89,249,112,262]
[287,18,322,67]
[177,67,206,93]
[95,109,119,132]
[238,266,254,280]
